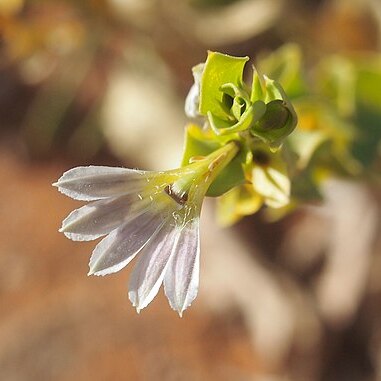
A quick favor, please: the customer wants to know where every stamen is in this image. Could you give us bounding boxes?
[164,185,188,205]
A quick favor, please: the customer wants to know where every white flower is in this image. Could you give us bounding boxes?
[54,142,238,316]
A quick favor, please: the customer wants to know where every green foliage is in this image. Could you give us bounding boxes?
[181,46,381,225]
[198,51,297,145]
[181,50,298,217]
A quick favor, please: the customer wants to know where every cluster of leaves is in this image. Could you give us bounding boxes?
[182,47,381,225]
[182,51,298,225]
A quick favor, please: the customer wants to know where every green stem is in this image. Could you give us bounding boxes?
[172,141,240,199]
[202,141,240,186]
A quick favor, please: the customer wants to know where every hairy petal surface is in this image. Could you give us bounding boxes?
[128,223,180,312]
[88,210,168,276]
[53,166,150,201]
[164,217,200,316]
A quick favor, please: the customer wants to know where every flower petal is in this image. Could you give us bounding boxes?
[53,166,150,201]
[128,222,179,312]
[164,217,200,316]
[88,209,168,276]
[60,194,142,241]
[252,156,290,208]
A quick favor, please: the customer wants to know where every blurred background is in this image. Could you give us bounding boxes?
[0,0,381,380]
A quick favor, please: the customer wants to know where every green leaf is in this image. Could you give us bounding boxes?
[316,55,356,117]
[286,128,327,169]
[251,66,265,102]
[263,77,284,102]
[199,51,249,119]
[258,43,307,99]
[356,56,381,111]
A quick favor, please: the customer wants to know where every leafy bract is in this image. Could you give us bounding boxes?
[199,51,249,119]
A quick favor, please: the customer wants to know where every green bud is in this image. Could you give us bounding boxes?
[251,99,297,148]
[231,96,247,120]
[220,82,250,120]
[256,100,290,131]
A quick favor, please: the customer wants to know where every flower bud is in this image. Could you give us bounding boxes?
[257,100,290,130]
[251,99,297,148]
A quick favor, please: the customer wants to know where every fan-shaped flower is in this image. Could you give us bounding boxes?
[54,142,239,315]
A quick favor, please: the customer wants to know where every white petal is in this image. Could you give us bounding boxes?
[185,63,204,118]
[164,218,200,316]
[128,223,180,312]
[185,83,199,118]
[88,210,167,276]
[53,166,150,201]
[60,194,141,241]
